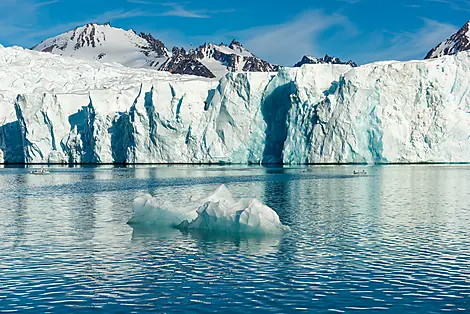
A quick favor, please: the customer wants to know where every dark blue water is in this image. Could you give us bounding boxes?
[1,165,470,313]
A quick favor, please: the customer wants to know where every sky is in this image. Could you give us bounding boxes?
[0,0,469,65]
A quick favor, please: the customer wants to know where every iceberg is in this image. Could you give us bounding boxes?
[128,185,290,235]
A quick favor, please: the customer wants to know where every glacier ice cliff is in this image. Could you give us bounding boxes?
[1,46,470,164]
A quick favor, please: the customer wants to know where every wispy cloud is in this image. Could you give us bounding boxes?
[403,3,422,8]
[0,0,61,45]
[234,10,356,65]
[424,0,470,11]
[337,0,361,3]
[126,1,233,19]
[349,18,458,63]
[127,0,155,4]
[0,0,234,46]
[22,9,148,43]
[159,3,209,18]
[32,0,60,8]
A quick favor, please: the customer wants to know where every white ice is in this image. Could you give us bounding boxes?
[128,185,290,235]
[2,44,470,164]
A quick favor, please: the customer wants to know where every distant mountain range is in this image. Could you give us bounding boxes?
[294,55,357,67]
[27,20,470,77]
[31,23,357,78]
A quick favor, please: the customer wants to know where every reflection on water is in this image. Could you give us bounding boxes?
[1,165,470,313]
[131,226,282,256]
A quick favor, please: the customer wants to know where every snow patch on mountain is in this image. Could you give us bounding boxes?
[32,23,170,68]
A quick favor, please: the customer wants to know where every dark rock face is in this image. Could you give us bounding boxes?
[160,48,216,78]
[243,57,279,72]
[229,39,243,50]
[138,32,168,58]
[162,39,278,77]
[74,24,98,50]
[188,39,278,73]
[425,21,470,59]
[294,55,358,67]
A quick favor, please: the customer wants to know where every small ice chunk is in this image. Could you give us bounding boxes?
[128,194,198,227]
[128,185,290,235]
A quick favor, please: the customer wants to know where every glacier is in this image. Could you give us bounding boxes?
[1,45,470,164]
[128,185,290,235]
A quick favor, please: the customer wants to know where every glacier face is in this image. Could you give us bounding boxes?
[1,46,470,164]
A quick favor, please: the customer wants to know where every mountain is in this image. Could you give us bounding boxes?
[425,21,470,59]
[159,47,217,78]
[2,45,470,164]
[32,23,278,78]
[32,23,170,68]
[294,55,357,67]
[186,40,279,77]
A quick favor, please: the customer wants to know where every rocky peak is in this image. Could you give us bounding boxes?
[425,21,470,59]
[294,54,357,67]
[229,39,244,52]
[160,52,215,78]
[138,32,169,57]
[171,46,187,56]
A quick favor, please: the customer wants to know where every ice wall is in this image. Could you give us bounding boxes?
[1,45,470,164]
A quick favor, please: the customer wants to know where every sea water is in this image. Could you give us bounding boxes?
[0,165,469,313]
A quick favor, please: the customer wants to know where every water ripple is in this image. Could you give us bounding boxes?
[0,165,470,313]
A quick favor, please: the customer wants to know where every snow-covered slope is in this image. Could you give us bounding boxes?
[1,45,470,164]
[189,40,278,78]
[294,55,357,67]
[32,24,277,79]
[32,23,170,68]
[425,21,470,59]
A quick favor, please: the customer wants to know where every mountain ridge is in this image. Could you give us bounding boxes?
[294,55,358,67]
[31,23,280,78]
[425,21,470,59]
[31,22,358,78]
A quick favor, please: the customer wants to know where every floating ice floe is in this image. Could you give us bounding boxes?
[128,185,290,235]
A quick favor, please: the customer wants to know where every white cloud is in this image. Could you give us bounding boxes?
[159,3,209,19]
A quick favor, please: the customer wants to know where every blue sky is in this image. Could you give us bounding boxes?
[0,0,468,65]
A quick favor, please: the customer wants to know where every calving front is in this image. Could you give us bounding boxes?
[1,46,470,164]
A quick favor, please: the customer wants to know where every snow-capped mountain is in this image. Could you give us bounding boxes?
[158,40,278,79]
[425,21,470,59]
[32,23,278,78]
[186,40,279,78]
[32,23,170,68]
[294,55,357,67]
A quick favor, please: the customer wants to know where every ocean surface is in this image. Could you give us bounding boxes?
[1,165,469,313]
